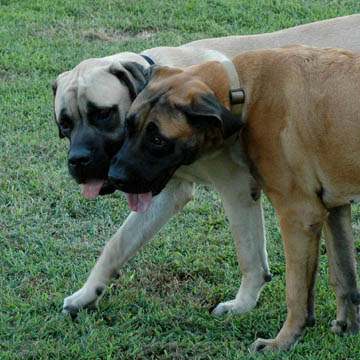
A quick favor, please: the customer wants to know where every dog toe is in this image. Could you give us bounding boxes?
[213,298,256,315]
[250,338,276,353]
[212,301,234,315]
[62,305,80,320]
[331,320,347,336]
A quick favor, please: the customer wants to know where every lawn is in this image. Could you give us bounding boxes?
[1,0,360,359]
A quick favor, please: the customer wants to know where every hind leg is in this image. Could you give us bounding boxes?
[323,205,360,335]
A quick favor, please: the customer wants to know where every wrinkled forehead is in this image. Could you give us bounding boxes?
[128,96,193,140]
[153,103,193,140]
[126,68,204,139]
[54,68,130,120]
[83,69,126,105]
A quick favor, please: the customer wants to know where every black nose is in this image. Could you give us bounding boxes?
[68,149,91,167]
[108,167,127,189]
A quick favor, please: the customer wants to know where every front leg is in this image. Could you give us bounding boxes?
[212,170,271,315]
[62,179,194,317]
[252,199,326,352]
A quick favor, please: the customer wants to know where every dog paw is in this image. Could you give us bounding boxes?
[250,338,280,353]
[62,284,105,319]
[213,298,256,315]
[331,310,360,336]
[250,333,300,353]
[331,300,360,336]
[331,320,348,336]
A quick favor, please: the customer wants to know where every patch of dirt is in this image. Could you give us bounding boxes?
[82,29,156,42]
[113,260,217,310]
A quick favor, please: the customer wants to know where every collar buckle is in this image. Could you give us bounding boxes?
[230,88,245,105]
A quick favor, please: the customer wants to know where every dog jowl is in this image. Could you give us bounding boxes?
[52,60,149,198]
[108,65,244,213]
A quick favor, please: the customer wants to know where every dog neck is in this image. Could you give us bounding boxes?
[220,60,245,116]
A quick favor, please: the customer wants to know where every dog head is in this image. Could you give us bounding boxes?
[108,63,244,212]
[52,54,150,198]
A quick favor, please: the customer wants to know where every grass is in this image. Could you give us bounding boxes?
[1,0,360,358]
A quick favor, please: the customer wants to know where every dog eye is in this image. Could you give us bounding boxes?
[99,108,112,120]
[151,136,164,146]
[88,106,116,128]
[147,122,157,132]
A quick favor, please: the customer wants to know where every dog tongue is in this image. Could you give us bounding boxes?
[125,192,152,213]
[81,179,105,199]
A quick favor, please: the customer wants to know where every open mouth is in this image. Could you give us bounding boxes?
[113,166,179,213]
[81,179,153,213]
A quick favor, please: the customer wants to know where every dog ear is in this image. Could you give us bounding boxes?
[182,93,244,139]
[51,80,64,138]
[110,61,150,101]
[144,64,159,78]
[143,64,170,83]
[52,80,58,97]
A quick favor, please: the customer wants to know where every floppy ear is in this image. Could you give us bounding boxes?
[51,80,58,97]
[109,61,150,101]
[143,64,161,79]
[51,80,64,138]
[51,70,71,97]
[182,93,244,139]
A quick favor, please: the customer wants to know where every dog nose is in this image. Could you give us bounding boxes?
[108,168,127,189]
[68,149,91,167]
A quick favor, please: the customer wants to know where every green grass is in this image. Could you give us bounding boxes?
[1,0,360,358]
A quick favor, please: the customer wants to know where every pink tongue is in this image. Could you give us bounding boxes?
[81,179,105,199]
[125,192,153,213]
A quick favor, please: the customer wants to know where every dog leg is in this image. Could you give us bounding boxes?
[252,199,326,352]
[212,175,270,315]
[62,179,194,318]
[323,205,360,336]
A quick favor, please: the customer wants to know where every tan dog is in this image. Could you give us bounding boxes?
[54,15,360,318]
[109,45,360,351]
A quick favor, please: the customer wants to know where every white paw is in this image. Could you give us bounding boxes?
[213,298,256,315]
[250,338,279,353]
[62,284,105,318]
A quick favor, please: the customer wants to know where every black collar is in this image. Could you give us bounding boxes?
[141,54,155,66]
